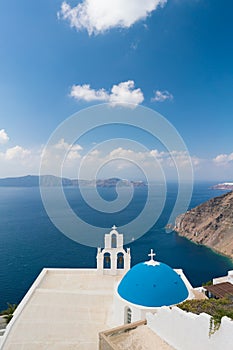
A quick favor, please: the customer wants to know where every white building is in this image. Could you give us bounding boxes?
[96,225,131,275]
[0,226,205,350]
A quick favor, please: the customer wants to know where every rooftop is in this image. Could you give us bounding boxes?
[118,258,189,307]
[1,269,122,350]
[204,282,233,299]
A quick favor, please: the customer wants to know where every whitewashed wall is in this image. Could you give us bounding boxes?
[147,306,233,350]
[213,270,233,285]
[113,286,158,325]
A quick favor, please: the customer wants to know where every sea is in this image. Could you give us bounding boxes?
[0,181,233,311]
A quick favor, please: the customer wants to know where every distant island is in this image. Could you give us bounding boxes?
[0,175,146,188]
[174,190,233,258]
[211,182,233,190]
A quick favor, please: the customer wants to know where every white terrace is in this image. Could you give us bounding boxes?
[1,268,122,350]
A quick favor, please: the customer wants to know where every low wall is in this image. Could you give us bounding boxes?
[0,317,6,331]
[99,320,146,350]
[147,306,233,350]
[0,268,48,349]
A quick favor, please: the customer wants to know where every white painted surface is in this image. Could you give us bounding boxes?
[113,268,194,327]
[213,270,233,285]
[113,290,153,325]
[147,306,233,350]
[96,227,131,275]
[0,269,122,350]
[228,270,233,283]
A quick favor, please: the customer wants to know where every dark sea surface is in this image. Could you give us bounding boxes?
[0,182,233,311]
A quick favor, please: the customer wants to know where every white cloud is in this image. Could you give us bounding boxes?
[109,81,144,106]
[82,147,197,175]
[1,140,226,181]
[70,84,108,102]
[4,146,31,160]
[52,138,83,161]
[0,139,83,178]
[213,153,233,165]
[0,145,36,177]
[42,139,83,165]
[70,80,144,107]
[58,0,167,35]
[152,90,173,102]
[54,138,83,153]
[0,129,9,144]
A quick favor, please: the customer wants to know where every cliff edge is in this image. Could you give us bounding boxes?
[174,191,233,258]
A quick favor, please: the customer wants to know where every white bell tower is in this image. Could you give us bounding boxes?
[96,225,131,275]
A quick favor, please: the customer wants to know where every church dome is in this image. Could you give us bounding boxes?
[117,252,189,307]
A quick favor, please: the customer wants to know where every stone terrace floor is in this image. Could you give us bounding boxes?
[1,269,122,350]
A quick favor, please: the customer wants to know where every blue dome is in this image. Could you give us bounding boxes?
[117,261,189,307]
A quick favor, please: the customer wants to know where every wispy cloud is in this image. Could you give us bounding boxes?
[130,40,140,50]
[151,90,174,102]
[0,129,9,144]
[58,0,167,35]
[70,81,144,107]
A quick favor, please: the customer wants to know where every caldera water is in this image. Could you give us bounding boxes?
[0,181,232,311]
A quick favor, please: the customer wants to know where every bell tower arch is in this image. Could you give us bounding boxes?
[96,225,131,275]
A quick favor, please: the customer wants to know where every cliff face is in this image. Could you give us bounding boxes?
[174,191,233,258]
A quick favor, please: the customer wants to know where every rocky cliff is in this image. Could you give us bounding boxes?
[174,191,233,258]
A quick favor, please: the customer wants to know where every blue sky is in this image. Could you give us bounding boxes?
[0,0,233,181]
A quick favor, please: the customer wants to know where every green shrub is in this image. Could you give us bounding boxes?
[0,303,17,324]
[178,297,233,336]
[202,280,213,286]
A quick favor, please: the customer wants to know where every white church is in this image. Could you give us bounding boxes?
[1,226,232,350]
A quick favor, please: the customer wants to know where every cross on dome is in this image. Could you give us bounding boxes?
[148,249,156,261]
[144,249,159,266]
[112,225,117,230]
